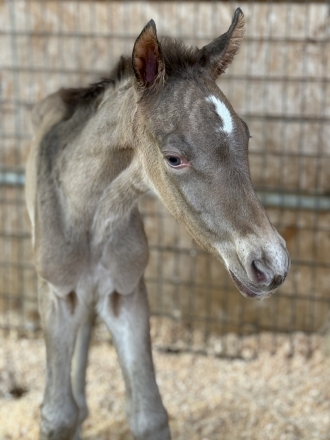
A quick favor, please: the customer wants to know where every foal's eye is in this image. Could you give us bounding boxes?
[165,155,182,167]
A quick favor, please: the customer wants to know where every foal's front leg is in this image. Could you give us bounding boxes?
[71,308,95,440]
[38,279,88,440]
[99,279,170,440]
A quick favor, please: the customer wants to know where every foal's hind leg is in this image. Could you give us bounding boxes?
[38,279,88,440]
[99,279,170,440]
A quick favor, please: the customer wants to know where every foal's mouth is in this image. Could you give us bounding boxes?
[229,271,268,299]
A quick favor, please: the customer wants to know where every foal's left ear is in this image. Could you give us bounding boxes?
[200,8,245,79]
[132,19,165,89]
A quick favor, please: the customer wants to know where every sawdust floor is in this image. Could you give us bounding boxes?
[1,332,330,440]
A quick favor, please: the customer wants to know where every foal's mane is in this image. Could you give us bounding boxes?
[60,38,201,110]
[60,56,132,108]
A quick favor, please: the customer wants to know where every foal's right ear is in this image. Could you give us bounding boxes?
[132,20,165,89]
[200,8,245,79]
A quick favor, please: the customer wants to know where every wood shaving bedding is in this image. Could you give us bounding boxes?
[0,332,329,440]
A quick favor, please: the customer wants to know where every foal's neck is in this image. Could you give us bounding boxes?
[88,80,138,150]
[83,81,150,244]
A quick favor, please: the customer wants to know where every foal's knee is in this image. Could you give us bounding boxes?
[40,399,79,440]
[130,410,170,440]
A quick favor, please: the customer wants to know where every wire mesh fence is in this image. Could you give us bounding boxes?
[1,0,330,357]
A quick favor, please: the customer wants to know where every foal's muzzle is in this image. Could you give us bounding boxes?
[230,243,290,299]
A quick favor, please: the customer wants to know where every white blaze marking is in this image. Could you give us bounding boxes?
[206,95,233,134]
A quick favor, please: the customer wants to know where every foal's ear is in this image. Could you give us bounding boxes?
[200,8,245,79]
[132,19,165,89]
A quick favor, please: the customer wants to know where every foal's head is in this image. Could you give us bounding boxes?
[131,9,290,299]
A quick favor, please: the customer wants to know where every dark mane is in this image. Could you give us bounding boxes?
[60,38,201,110]
[60,56,133,109]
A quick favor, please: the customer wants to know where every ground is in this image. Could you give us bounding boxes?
[0,331,330,440]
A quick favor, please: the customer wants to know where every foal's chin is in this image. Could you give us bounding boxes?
[229,270,277,301]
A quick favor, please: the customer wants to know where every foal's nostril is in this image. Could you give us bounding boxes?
[251,259,271,285]
[269,275,284,290]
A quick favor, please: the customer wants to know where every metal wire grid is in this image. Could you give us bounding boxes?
[1,0,330,357]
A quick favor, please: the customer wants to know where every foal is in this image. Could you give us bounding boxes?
[26,9,290,440]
